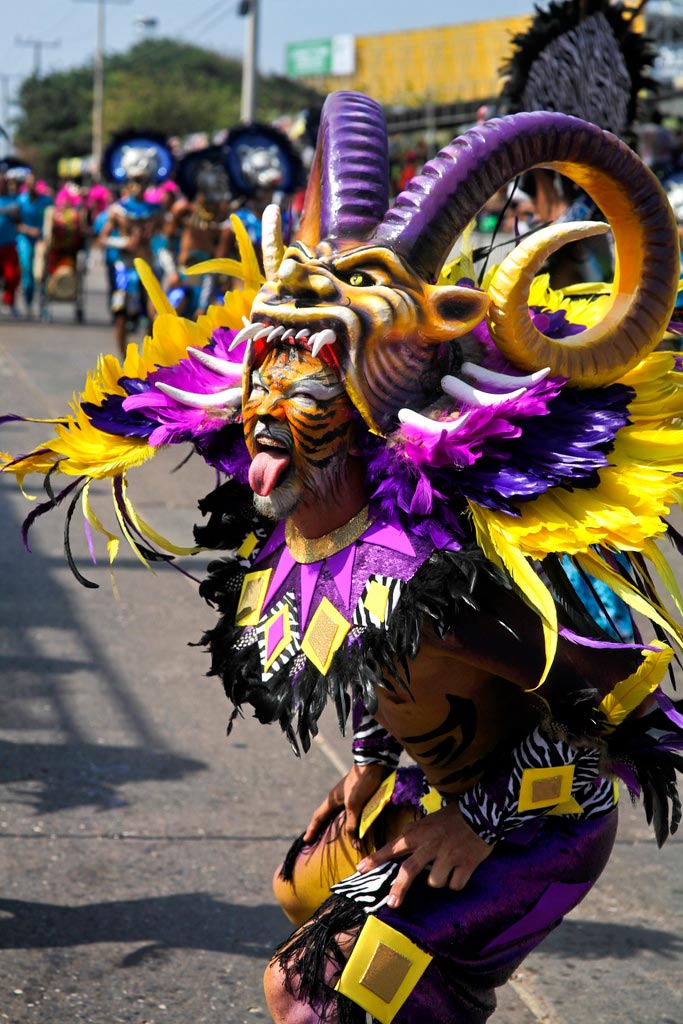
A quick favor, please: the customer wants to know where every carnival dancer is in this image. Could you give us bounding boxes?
[166,145,234,319]
[221,121,303,264]
[16,172,53,317]
[0,169,21,317]
[498,0,655,288]
[3,89,683,1023]
[41,180,90,322]
[98,132,176,356]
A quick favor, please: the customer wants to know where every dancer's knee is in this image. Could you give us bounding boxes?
[263,957,322,1024]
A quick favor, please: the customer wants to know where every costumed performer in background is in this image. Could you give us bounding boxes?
[497,0,655,289]
[3,88,683,1023]
[97,131,176,356]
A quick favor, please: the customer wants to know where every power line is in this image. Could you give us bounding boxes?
[14,36,61,78]
[200,4,242,40]
[174,0,227,39]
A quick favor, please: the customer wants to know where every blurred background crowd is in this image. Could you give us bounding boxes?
[3,0,683,350]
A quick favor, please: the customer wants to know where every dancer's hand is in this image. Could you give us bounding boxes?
[356,801,492,908]
[303,764,390,847]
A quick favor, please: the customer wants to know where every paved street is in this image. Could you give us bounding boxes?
[0,260,681,1023]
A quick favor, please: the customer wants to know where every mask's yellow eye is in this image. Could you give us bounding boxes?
[349,271,372,287]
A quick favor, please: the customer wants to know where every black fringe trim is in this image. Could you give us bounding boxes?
[273,894,368,1024]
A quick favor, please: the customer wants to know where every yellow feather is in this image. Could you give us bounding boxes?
[81,481,120,564]
[230,213,264,292]
[642,538,683,618]
[120,479,201,557]
[599,642,673,730]
[469,502,558,686]
[576,550,683,647]
[111,479,155,573]
[134,258,176,317]
[184,257,244,278]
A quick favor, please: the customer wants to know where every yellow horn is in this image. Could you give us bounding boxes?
[486,166,680,387]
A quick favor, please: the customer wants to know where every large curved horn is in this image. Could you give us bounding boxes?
[296,91,389,248]
[373,111,679,385]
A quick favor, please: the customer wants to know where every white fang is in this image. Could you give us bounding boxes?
[155,382,242,408]
[187,347,243,382]
[229,321,262,351]
[441,375,526,407]
[461,362,551,388]
[311,328,336,357]
[398,408,470,434]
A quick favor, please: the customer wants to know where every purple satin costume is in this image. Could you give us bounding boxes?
[376,810,617,1022]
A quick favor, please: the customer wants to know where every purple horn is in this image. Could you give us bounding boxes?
[373,111,671,283]
[297,91,389,247]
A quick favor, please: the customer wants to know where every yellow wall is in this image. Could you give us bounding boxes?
[298,17,532,106]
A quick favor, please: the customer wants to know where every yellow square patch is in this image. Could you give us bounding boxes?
[359,771,397,840]
[336,916,432,1024]
[235,568,272,627]
[262,605,292,673]
[236,532,259,560]
[301,598,350,675]
[364,580,391,623]
[517,764,575,813]
[420,786,444,816]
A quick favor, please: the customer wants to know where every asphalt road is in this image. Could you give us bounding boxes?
[0,259,681,1024]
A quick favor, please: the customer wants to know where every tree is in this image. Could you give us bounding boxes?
[13,38,322,181]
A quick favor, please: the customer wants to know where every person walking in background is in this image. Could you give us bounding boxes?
[17,172,53,317]
[0,171,21,317]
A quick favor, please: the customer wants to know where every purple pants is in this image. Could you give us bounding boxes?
[375,809,618,1022]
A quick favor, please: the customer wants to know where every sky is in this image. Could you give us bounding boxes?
[1,0,537,113]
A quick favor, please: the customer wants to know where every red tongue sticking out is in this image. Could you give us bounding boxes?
[249,449,291,496]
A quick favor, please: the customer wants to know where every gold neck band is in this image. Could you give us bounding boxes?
[285,506,370,564]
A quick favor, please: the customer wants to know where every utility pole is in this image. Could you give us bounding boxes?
[74,0,132,179]
[0,74,21,155]
[238,0,259,124]
[15,37,61,78]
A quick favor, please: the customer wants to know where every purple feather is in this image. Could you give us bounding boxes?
[122,329,243,446]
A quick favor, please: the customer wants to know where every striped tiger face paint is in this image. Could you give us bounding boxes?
[243,344,357,520]
[247,239,489,432]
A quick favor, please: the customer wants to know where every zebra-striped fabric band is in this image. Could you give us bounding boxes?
[352,709,403,768]
[458,726,616,845]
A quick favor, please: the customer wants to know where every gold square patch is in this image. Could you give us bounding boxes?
[235,568,272,627]
[301,598,350,675]
[517,764,575,813]
[336,916,432,1024]
[360,942,411,1002]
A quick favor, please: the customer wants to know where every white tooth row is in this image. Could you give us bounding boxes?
[229,317,337,357]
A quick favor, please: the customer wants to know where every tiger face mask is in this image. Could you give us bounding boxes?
[243,344,358,521]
